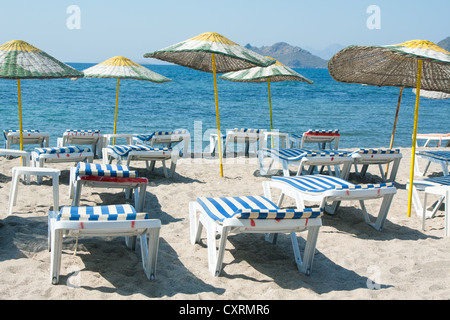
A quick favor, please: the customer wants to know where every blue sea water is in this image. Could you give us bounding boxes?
[0,63,448,152]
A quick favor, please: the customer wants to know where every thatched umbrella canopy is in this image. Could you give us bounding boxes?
[144,32,275,177]
[0,40,83,151]
[328,39,450,217]
[83,56,171,143]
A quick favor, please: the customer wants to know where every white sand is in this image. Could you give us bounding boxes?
[0,147,449,300]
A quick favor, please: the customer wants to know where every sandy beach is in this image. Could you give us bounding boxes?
[0,147,449,300]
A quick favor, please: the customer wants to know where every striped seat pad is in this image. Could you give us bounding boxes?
[232,128,265,133]
[272,175,394,193]
[107,144,172,156]
[412,175,450,188]
[76,163,137,178]
[417,150,450,161]
[134,130,187,142]
[197,196,322,222]
[34,146,91,155]
[263,148,349,161]
[3,129,39,139]
[64,129,101,136]
[303,129,340,136]
[58,204,148,221]
[350,148,400,155]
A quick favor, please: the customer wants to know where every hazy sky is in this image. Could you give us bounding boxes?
[0,0,448,63]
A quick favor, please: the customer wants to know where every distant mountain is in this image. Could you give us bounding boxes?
[245,42,328,69]
[438,37,450,51]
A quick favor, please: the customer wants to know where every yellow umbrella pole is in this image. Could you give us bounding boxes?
[212,53,224,177]
[385,87,404,176]
[17,79,23,151]
[113,78,120,145]
[407,60,423,218]
[267,78,274,148]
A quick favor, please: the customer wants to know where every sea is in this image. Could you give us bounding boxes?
[0,63,449,152]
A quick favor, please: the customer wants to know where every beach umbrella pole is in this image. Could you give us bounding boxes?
[113,78,120,145]
[212,53,224,177]
[17,79,24,152]
[267,78,274,148]
[385,87,404,176]
[408,60,423,218]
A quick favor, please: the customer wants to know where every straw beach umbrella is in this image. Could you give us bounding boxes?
[144,32,275,177]
[0,40,83,151]
[328,39,450,217]
[82,56,171,144]
[220,57,313,146]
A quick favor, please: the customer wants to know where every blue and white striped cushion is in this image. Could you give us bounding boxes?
[34,146,91,155]
[351,148,400,155]
[264,148,349,161]
[65,129,101,136]
[412,175,450,188]
[305,129,340,134]
[272,175,394,193]
[107,144,172,156]
[197,196,322,222]
[76,163,137,178]
[133,134,155,142]
[232,128,265,134]
[3,129,39,139]
[418,150,450,161]
[58,204,148,221]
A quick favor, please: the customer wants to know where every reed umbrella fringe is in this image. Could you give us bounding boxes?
[144,32,275,178]
[83,56,171,144]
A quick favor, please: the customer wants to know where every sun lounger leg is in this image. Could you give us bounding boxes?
[297,225,320,275]
[140,228,160,280]
[189,202,202,244]
[50,228,63,284]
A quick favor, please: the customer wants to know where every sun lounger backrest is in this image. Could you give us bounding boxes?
[58,204,149,221]
[76,163,137,178]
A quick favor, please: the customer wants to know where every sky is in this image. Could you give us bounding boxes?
[0,0,448,63]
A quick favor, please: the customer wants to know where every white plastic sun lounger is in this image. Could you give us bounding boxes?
[350,148,402,182]
[415,150,450,176]
[416,133,450,147]
[258,148,353,179]
[3,129,50,150]
[408,175,450,218]
[57,129,103,158]
[69,163,148,212]
[48,204,161,284]
[289,129,340,150]
[103,144,179,178]
[31,146,94,171]
[133,130,190,156]
[263,174,397,231]
[190,195,322,276]
[210,128,266,157]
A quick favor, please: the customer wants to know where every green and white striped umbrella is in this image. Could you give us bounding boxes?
[144,32,275,177]
[0,40,83,151]
[329,39,450,218]
[220,58,313,143]
[83,56,171,142]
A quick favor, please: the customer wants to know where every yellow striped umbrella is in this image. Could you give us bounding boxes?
[329,39,450,217]
[144,32,275,177]
[83,56,171,143]
[0,40,83,151]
